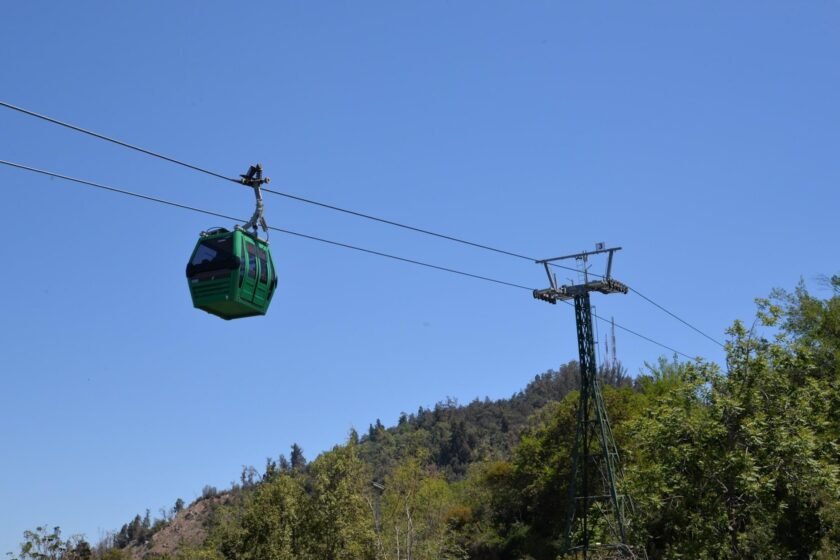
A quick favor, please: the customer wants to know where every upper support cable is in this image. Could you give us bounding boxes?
[0,100,240,184]
[0,100,722,349]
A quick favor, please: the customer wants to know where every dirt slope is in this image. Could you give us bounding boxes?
[129,494,230,559]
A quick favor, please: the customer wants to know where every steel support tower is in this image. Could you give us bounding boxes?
[533,245,643,560]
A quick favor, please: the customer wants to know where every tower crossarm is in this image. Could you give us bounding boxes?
[533,278,628,304]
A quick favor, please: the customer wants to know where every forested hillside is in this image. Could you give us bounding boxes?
[9,278,840,559]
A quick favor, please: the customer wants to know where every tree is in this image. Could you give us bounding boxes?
[623,360,724,558]
[9,526,90,560]
[290,444,306,472]
[201,485,218,500]
[441,420,474,475]
[141,509,152,543]
[264,458,278,482]
[303,439,377,559]
[240,465,259,488]
[215,472,306,560]
[114,524,129,549]
[624,279,840,558]
[379,459,466,559]
[211,437,376,560]
[66,540,92,560]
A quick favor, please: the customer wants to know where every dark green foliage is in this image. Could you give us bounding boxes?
[461,385,642,559]
[201,485,218,500]
[289,443,306,472]
[213,472,306,559]
[113,507,172,551]
[623,280,840,559]
[210,438,376,560]
[14,278,839,560]
[174,498,185,514]
[70,540,92,560]
[239,466,259,489]
[358,361,621,482]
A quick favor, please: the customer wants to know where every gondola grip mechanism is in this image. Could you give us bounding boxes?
[239,164,270,235]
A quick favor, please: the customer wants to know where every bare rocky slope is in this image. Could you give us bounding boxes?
[128,494,229,559]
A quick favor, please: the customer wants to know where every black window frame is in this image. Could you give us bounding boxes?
[190,237,234,266]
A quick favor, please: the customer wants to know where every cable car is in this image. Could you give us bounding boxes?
[186,227,277,320]
[186,164,277,320]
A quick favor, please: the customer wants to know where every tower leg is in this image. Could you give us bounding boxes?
[563,293,636,558]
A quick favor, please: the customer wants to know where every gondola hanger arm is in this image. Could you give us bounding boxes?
[239,164,270,235]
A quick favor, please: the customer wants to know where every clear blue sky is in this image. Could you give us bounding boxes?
[1,1,837,553]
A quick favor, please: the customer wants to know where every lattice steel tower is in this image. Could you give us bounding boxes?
[533,245,644,560]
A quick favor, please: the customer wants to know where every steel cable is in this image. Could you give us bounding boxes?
[1,100,722,350]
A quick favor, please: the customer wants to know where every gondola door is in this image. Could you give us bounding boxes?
[240,236,259,305]
[251,244,272,309]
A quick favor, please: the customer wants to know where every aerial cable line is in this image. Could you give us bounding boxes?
[0,159,532,292]
[259,188,538,262]
[0,100,238,184]
[551,265,724,348]
[628,287,725,348]
[1,100,722,348]
[1,160,231,218]
[582,302,697,361]
[0,159,698,360]
[0,100,537,259]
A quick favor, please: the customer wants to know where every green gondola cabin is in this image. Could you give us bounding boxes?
[186,227,277,319]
